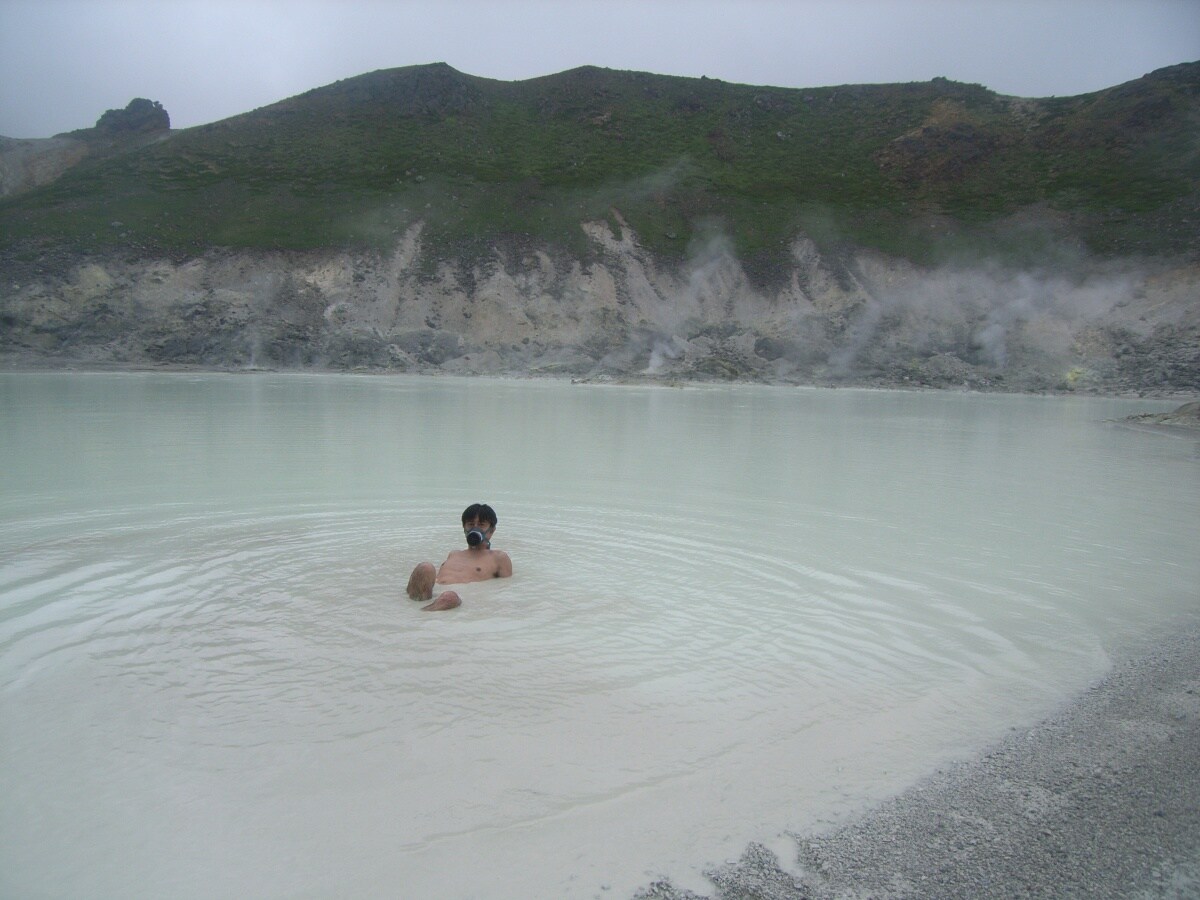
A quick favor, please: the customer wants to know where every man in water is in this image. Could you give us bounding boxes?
[406,503,513,611]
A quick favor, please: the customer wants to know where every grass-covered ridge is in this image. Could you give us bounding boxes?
[2,61,1197,269]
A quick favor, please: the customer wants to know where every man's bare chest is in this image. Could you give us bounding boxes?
[438,552,496,582]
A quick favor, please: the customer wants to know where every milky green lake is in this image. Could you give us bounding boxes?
[1,372,1196,898]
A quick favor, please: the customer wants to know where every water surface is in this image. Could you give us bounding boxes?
[1,373,1196,899]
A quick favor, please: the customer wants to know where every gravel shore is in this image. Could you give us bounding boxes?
[635,622,1200,899]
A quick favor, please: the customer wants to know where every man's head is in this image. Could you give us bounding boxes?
[462,503,497,547]
[461,503,497,528]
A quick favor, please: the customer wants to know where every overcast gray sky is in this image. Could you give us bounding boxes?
[1,0,1197,138]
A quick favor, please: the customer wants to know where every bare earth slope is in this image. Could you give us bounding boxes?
[3,228,1197,395]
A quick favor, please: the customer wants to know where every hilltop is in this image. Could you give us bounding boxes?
[3,62,1198,263]
[1,63,1197,392]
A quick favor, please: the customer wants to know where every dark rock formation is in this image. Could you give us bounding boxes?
[95,98,170,134]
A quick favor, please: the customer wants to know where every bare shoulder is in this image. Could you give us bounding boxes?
[493,549,513,577]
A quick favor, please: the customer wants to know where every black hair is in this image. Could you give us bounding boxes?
[461,503,497,528]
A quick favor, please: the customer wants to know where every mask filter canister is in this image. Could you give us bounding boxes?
[466,528,487,547]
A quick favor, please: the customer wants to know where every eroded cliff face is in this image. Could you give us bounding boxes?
[2,217,1198,394]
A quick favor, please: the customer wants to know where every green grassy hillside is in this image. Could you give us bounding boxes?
[2,61,1197,271]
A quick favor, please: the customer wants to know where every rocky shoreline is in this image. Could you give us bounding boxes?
[634,621,1200,899]
[2,356,1198,408]
[1121,400,1200,429]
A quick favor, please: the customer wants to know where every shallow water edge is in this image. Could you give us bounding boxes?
[637,616,1200,899]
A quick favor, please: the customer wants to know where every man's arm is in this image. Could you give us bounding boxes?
[495,550,513,578]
